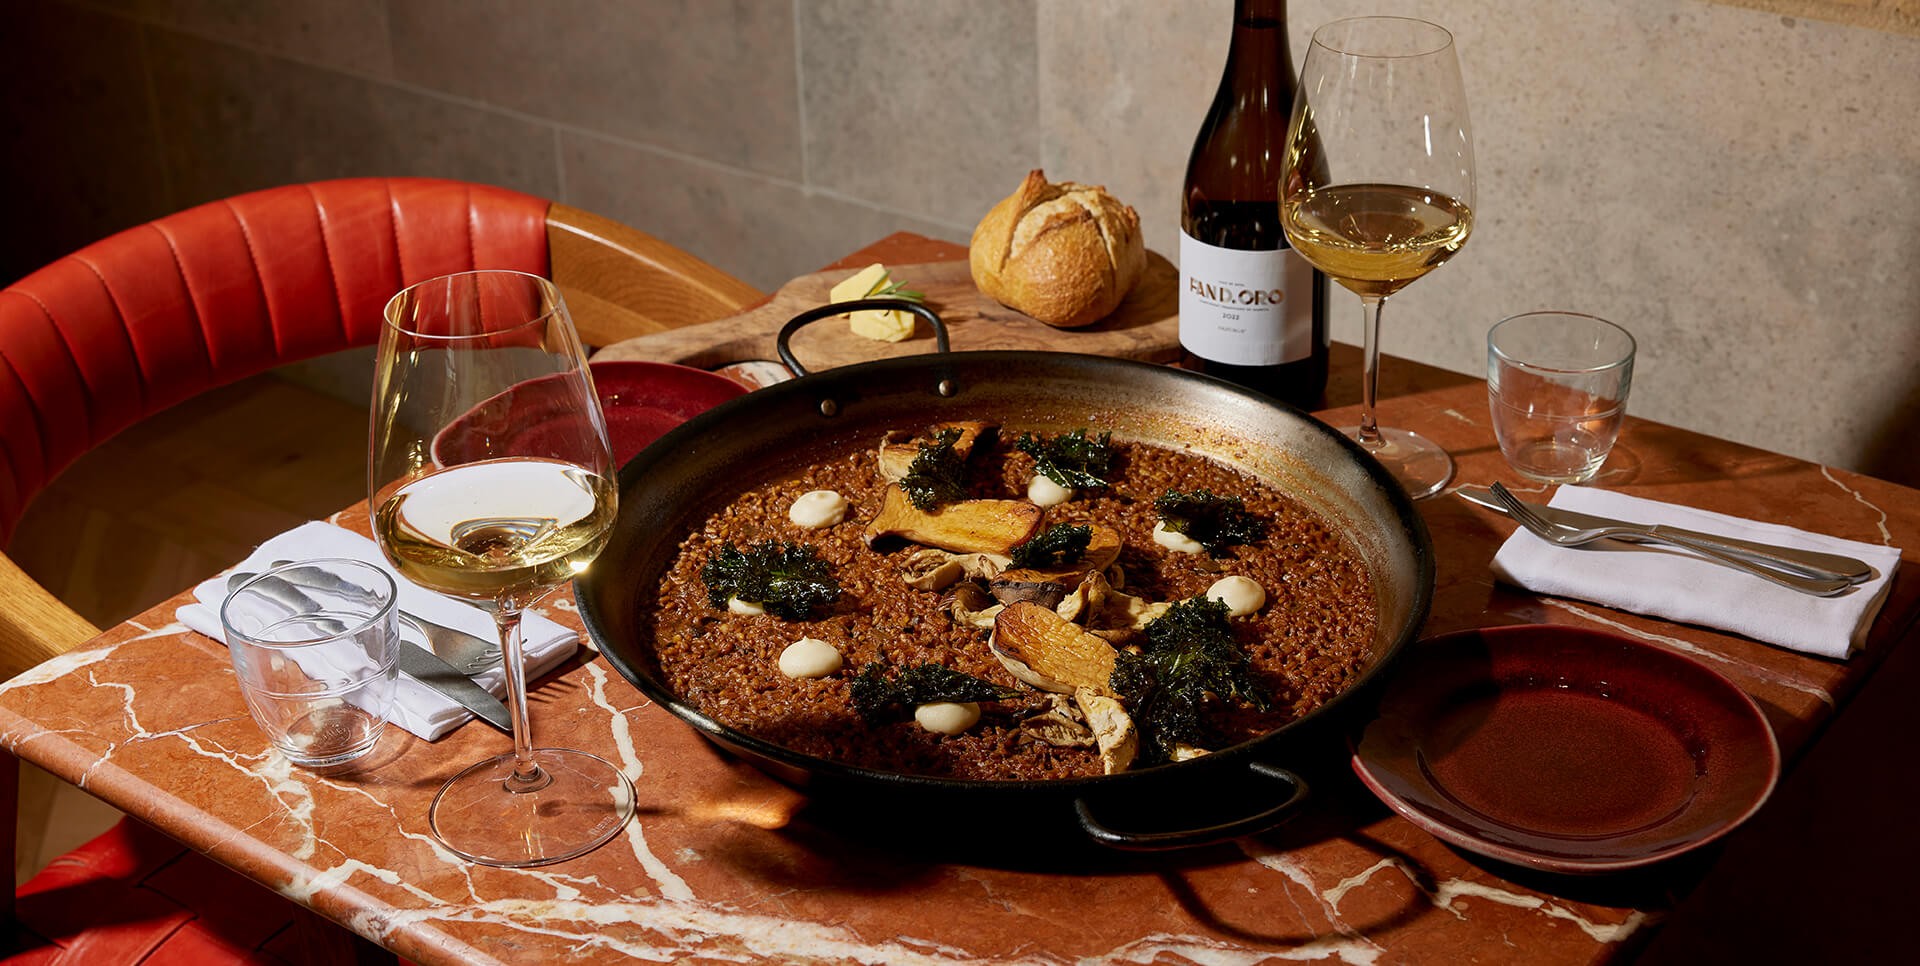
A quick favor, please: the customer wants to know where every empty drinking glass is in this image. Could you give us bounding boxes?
[1487,312,1636,483]
[221,558,399,767]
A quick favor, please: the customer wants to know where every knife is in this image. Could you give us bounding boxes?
[392,641,513,734]
[1455,485,1874,584]
[232,570,513,734]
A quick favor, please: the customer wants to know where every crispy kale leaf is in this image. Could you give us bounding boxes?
[1016,428,1115,490]
[700,540,841,621]
[901,427,968,510]
[850,661,1020,723]
[1111,596,1270,766]
[1008,523,1092,570]
[1153,489,1268,557]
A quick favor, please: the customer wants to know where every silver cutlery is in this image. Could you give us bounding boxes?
[262,560,501,673]
[1483,482,1855,597]
[1457,486,1873,584]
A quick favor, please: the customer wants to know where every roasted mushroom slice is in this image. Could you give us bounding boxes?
[876,421,995,482]
[945,581,1005,630]
[1074,687,1138,775]
[1018,694,1094,749]
[989,600,1118,694]
[864,485,1043,555]
[989,524,1124,609]
[901,547,1007,591]
[1055,569,1169,633]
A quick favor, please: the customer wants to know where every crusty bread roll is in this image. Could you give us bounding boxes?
[969,170,1146,329]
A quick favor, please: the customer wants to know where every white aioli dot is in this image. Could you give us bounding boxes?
[727,597,767,616]
[1152,519,1205,554]
[914,702,981,734]
[789,489,850,528]
[778,637,842,679]
[1026,475,1072,507]
[1206,575,1266,617]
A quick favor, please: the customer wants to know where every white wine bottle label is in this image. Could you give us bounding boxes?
[1178,231,1314,366]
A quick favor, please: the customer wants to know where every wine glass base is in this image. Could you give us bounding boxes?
[428,748,635,868]
[1340,425,1454,500]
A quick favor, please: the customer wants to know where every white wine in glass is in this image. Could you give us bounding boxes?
[371,270,632,868]
[1281,17,1475,499]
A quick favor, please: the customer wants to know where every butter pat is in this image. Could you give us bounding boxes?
[830,262,917,343]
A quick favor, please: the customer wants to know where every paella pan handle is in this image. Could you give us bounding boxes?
[775,299,950,379]
[1071,762,1310,852]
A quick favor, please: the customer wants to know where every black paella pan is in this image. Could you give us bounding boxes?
[576,301,1434,852]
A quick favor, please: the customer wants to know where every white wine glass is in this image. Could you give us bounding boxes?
[1281,16,1475,499]
[370,270,631,867]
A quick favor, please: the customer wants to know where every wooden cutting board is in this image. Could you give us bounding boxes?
[592,253,1181,373]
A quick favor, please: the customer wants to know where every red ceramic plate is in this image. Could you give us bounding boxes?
[433,361,748,470]
[1352,625,1779,874]
[588,360,748,466]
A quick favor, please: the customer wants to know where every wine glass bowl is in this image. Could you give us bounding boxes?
[1281,16,1475,499]
[370,270,633,867]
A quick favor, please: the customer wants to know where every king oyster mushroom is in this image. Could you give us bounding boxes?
[989,601,1139,774]
[900,547,1008,591]
[876,421,995,482]
[1018,693,1095,748]
[1074,688,1138,774]
[945,581,1005,630]
[1055,569,1170,638]
[863,485,1043,555]
[988,524,1125,609]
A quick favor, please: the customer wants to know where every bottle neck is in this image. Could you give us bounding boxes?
[1223,0,1293,105]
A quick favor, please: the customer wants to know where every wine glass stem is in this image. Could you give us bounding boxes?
[493,606,549,792]
[1357,295,1387,448]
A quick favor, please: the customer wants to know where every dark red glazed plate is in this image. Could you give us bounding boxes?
[1352,624,1779,874]
[588,361,748,465]
[434,361,748,470]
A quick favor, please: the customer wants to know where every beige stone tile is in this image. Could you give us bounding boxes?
[144,28,561,208]
[390,0,802,179]
[561,131,968,293]
[90,0,395,77]
[0,2,170,281]
[800,0,1040,225]
[1039,0,1229,261]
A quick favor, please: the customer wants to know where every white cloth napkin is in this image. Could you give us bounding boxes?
[177,521,579,739]
[1489,486,1903,659]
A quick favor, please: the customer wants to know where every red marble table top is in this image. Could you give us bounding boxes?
[2,236,1913,964]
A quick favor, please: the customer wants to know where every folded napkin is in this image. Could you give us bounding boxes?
[177,521,579,740]
[1489,486,1902,659]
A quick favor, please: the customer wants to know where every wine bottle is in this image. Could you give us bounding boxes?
[1179,0,1328,410]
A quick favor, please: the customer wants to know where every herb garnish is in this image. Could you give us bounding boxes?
[1111,596,1271,766]
[1016,429,1115,490]
[901,427,968,510]
[700,540,841,620]
[1153,489,1268,557]
[850,661,1020,723]
[871,278,925,303]
[1008,523,1092,570]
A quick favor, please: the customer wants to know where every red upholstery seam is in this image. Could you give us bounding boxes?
[464,183,479,271]
[150,219,216,388]
[386,181,408,285]
[2,286,94,479]
[219,198,277,360]
[300,183,352,344]
[57,254,129,441]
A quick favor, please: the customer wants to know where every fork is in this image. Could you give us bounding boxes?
[399,612,501,674]
[1488,482,1854,597]
[264,559,502,672]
